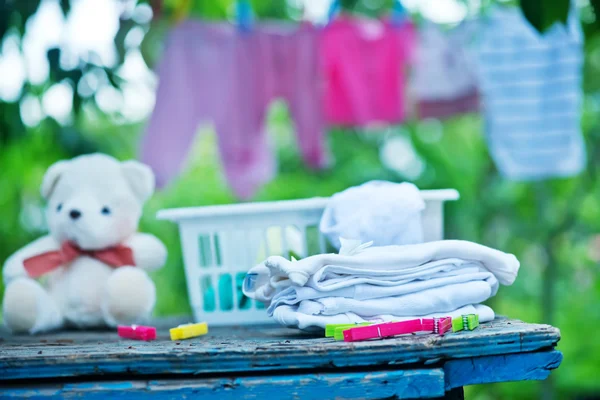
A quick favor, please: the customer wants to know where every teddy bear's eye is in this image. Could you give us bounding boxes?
[101,207,111,215]
[56,203,62,212]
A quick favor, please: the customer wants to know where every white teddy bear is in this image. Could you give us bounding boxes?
[2,153,167,333]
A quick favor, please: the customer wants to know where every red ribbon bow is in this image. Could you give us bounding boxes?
[23,241,136,278]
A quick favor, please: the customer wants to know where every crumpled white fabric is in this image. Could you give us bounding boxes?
[319,181,425,250]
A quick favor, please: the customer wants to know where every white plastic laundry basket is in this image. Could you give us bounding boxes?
[157,189,459,326]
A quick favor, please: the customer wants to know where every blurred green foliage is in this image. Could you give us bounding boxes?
[1,0,600,399]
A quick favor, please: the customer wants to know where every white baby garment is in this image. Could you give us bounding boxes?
[477,6,585,180]
[319,181,425,250]
[244,240,519,299]
[307,259,498,292]
[266,267,497,314]
[295,281,492,317]
[411,20,480,119]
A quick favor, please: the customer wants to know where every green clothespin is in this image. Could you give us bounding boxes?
[325,323,351,337]
[452,316,464,332]
[334,323,372,340]
[451,314,479,332]
[325,323,371,338]
[465,314,479,330]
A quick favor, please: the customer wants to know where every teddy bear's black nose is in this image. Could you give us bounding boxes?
[69,209,82,220]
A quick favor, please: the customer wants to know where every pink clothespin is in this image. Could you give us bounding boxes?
[118,325,157,341]
[343,317,453,342]
[433,317,453,336]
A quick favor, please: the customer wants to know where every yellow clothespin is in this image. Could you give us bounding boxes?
[170,322,208,340]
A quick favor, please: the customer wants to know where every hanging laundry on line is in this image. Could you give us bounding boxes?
[141,21,328,199]
[411,21,480,120]
[322,15,415,127]
[476,6,586,180]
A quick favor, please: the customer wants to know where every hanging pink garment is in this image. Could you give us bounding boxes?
[258,23,328,169]
[140,21,326,199]
[322,16,415,126]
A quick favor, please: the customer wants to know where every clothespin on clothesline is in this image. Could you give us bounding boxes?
[390,0,406,26]
[327,0,340,24]
[167,0,253,30]
[327,0,407,25]
[236,0,254,32]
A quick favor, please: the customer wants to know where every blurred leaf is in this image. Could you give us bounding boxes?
[0,0,14,40]
[591,0,600,28]
[18,2,39,22]
[0,101,25,145]
[47,48,61,72]
[12,0,41,32]
[340,0,359,10]
[72,88,82,116]
[520,0,570,32]
[56,126,98,156]
[47,48,85,84]
[140,19,168,69]
[188,0,229,19]
[252,0,287,19]
[114,18,136,66]
[104,68,124,88]
[59,0,70,16]
[544,0,570,26]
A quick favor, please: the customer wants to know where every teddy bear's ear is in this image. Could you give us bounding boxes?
[121,160,156,203]
[41,160,69,200]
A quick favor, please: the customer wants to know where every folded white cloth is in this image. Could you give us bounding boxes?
[307,260,499,292]
[244,240,519,303]
[319,181,425,250]
[296,281,492,317]
[243,239,518,331]
[267,271,497,314]
[272,303,495,331]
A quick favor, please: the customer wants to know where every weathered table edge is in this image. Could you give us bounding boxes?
[0,318,561,382]
[0,350,563,399]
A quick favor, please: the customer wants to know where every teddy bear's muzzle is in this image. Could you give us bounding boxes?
[69,209,82,220]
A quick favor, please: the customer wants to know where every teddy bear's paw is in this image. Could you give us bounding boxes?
[102,267,156,326]
[2,279,44,333]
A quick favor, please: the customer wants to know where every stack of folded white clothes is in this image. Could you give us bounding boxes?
[243,239,520,331]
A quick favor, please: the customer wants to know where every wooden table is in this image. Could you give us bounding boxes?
[0,317,561,399]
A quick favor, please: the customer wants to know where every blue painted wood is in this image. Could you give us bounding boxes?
[0,317,561,381]
[444,350,563,390]
[0,351,563,399]
[0,368,446,399]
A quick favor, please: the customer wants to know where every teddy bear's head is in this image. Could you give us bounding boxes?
[41,153,155,250]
